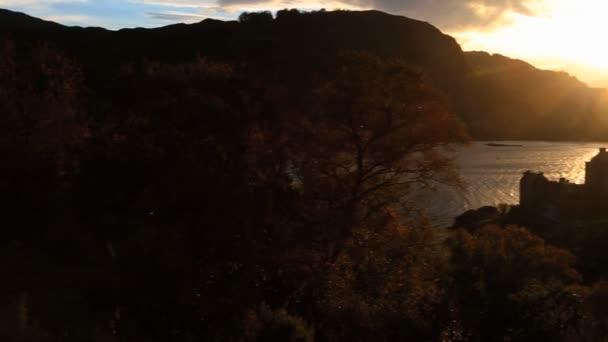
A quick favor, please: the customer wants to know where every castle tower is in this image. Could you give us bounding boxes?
[520,171,548,208]
[585,148,608,196]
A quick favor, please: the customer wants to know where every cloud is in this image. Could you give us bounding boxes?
[2,0,545,30]
[130,0,543,29]
[43,13,94,22]
[128,0,216,8]
[0,0,87,11]
[132,0,364,12]
[359,0,538,29]
[0,0,86,4]
[145,10,210,21]
[0,0,101,27]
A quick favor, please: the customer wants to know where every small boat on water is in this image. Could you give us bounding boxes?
[485,142,523,147]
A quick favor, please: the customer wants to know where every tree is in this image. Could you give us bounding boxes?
[0,38,88,340]
[259,52,467,339]
[75,58,246,340]
[319,208,447,341]
[0,39,86,237]
[0,43,468,340]
[289,51,467,258]
[448,225,581,341]
[241,304,314,342]
[0,39,86,169]
[239,11,274,24]
[569,281,608,342]
[276,9,302,21]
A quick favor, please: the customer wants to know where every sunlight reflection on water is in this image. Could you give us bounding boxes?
[419,141,604,227]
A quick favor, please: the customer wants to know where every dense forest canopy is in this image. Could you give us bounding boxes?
[1,7,607,342]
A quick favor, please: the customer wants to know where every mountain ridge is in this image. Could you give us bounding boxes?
[2,8,607,140]
[0,8,62,29]
[461,50,608,140]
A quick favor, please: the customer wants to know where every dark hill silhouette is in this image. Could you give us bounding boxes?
[0,8,62,29]
[2,8,608,140]
[0,10,467,99]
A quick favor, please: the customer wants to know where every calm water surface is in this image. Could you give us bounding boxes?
[421,141,605,227]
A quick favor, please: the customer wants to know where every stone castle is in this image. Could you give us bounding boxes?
[520,147,608,218]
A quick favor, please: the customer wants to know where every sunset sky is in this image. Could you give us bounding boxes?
[2,0,607,86]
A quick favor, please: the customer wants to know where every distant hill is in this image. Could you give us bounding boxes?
[462,52,608,140]
[589,78,608,89]
[1,8,608,140]
[0,8,61,29]
[1,9,467,88]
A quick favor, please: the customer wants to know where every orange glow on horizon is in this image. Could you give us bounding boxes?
[448,0,608,86]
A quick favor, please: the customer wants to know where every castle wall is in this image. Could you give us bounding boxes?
[520,172,585,218]
[519,148,608,219]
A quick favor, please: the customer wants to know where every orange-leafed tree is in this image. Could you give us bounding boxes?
[269,52,467,339]
[289,51,467,258]
[319,208,447,341]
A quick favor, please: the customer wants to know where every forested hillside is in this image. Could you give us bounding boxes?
[2,8,607,140]
[463,51,608,140]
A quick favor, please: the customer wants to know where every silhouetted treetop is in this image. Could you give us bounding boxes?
[238,11,274,24]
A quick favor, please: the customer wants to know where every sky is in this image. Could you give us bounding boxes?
[2,0,608,86]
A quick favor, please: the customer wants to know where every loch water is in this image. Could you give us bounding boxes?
[420,141,606,227]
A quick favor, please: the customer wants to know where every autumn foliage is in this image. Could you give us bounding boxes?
[0,37,605,342]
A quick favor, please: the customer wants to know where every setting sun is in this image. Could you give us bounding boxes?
[451,0,608,85]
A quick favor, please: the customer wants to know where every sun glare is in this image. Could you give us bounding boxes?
[451,0,608,82]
